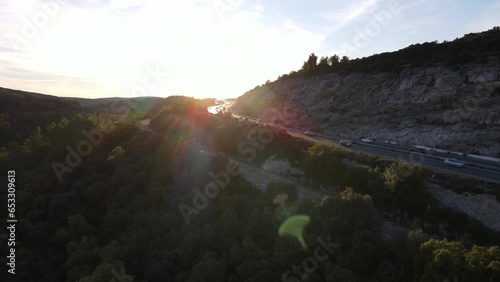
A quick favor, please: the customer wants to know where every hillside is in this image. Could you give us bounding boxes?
[0,87,85,146]
[232,28,500,157]
[2,93,500,281]
[0,87,168,146]
[62,96,162,113]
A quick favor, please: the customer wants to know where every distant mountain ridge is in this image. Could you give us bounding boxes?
[0,87,163,146]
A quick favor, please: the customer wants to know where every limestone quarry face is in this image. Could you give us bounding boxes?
[233,59,500,156]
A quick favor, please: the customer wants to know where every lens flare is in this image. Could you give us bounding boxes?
[278,215,310,250]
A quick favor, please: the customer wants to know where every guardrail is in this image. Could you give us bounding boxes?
[415,145,500,164]
[465,154,500,163]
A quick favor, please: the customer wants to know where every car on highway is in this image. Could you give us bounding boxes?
[409,147,428,153]
[340,140,353,147]
[361,137,374,143]
[304,131,315,136]
[444,158,466,168]
[384,140,399,145]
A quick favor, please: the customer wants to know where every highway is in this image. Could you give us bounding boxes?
[208,103,500,184]
[205,106,413,238]
[237,161,325,201]
[310,132,500,184]
[196,145,325,202]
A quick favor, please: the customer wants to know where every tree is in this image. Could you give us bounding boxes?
[315,188,377,237]
[303,143,346,186]
[307,53,318,68]
[301,53,318,73]
[65,236,100,281]
[266,181,298,202]
[465,245,500,280]
[78,261,134,282]
[24,127,44,151]
[108,146,125,162]
[377,260,398,282]
[419,239,466,281]
[328,54,340,66]
[219,207,241,235]
[326,266,361,282]
[187,253,227,282]
[317,56,330,73]
[383,162,428,215]
[213,151,229,172]
[350,233,379,275]
[67,214,93,241]
[213,126,237,153]
[340,55,350,66]
[319,56,329,66]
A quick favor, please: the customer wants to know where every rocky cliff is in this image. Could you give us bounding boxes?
[232,58,500,156]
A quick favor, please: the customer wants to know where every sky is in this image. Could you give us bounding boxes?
[1,0,499,99]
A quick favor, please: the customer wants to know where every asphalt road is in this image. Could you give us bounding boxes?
[196,147,325,202]
[312,133,500,184]
[230,112,500,184]
[182,104,500,183]
[237,161,325,201]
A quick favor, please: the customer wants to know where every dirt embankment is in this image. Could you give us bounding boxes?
[428,183,500,231]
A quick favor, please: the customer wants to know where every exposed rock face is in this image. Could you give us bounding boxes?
[233,59,500,156]
[428,183,500,231]
[261,155,304,177]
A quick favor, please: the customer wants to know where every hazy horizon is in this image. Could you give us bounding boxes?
[1,0,500,99]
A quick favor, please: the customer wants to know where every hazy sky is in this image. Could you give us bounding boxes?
[1,0,499,99]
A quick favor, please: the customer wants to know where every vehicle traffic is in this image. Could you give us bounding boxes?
[361,137,373,143]
[340,140,353,147]
[444,158,466,168]
[304,131,315,136]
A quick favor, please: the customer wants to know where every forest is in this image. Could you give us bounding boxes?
[278,27,500,79]
[1,95,499,282]
[0,87,169,148]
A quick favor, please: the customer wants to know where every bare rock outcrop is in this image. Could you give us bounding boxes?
[233,59,500,156]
